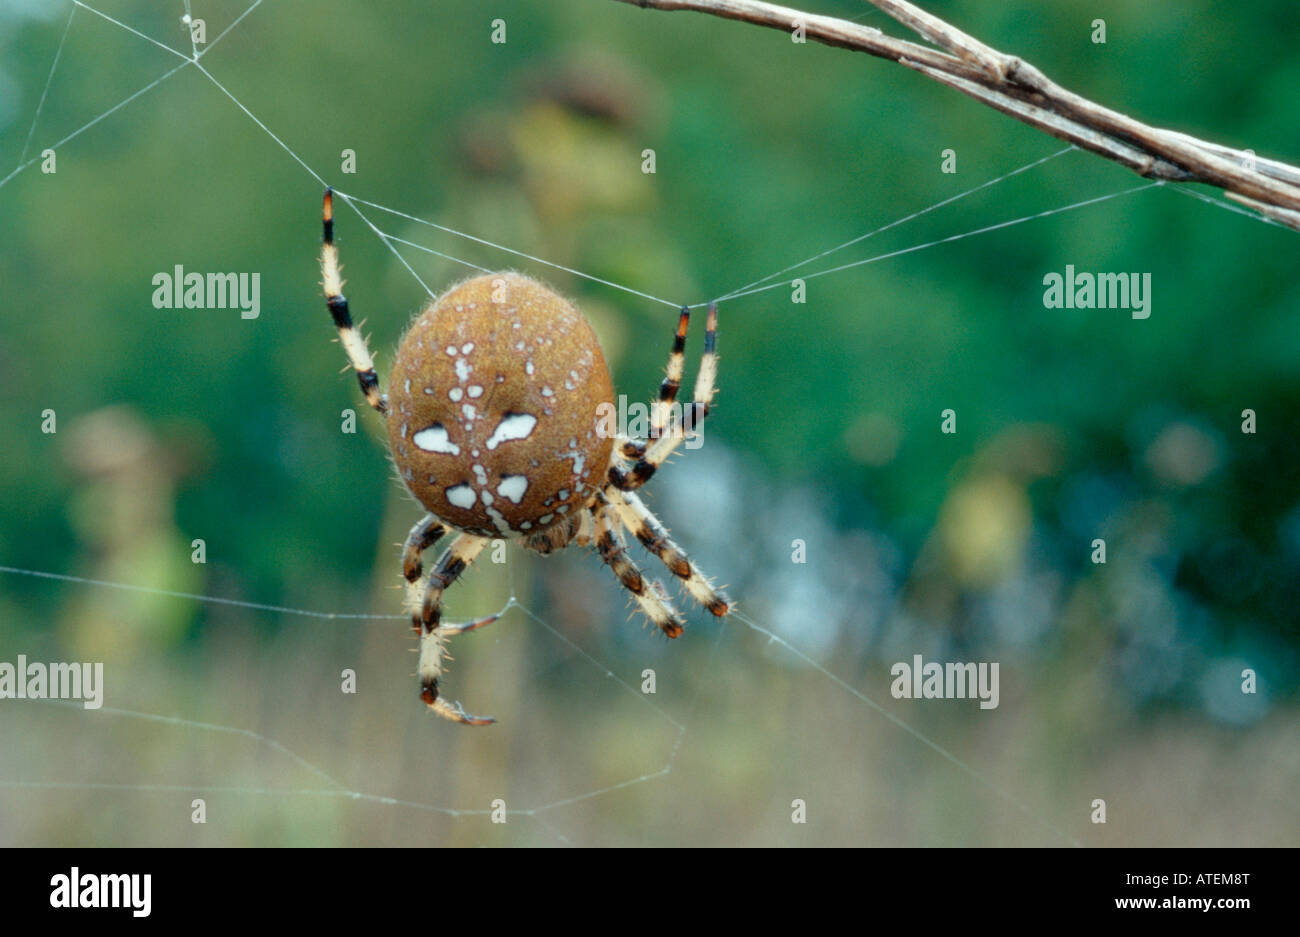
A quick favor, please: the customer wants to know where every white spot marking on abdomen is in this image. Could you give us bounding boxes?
[485,412,537,450]
[485,505,514,536]
[413,423,460,455]
[497,475,529,504]
[445,483,476,509]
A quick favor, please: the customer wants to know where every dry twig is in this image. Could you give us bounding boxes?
[610,0,1300,231]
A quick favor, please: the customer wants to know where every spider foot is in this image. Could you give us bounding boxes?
[421,679,496,726]
[705,591,732,617]
[441,612,500,636]
[417,627,495,725]
[649,580,685,638]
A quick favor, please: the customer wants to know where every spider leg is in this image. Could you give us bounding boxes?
[610,301,718,490]
[410,532,495,725]
[402,515,500,637]
[573,508,596,548]
[607,488,731,617]
[613,306,691,467]
[651,305,691,439]
[320,187,388,415]
[592,496,685,638]
[402,514,445,598]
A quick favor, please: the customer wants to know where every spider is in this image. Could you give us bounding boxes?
[318,188,731,725]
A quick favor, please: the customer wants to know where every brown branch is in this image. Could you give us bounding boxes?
[611,0,1300,231]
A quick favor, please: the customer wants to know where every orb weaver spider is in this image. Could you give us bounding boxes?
[319,188,731,725]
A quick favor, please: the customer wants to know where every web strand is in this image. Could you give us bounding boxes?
[513,603,685,731]
[0,610,677,825]
[193,61,326,185]
[61,699,344,789]
[714,145,1076,302]
[731,611,1082,847]
[716,181,1162,304]
[72,0,192,63]
[201,0,266,59]
[181,0,199,61]
[0,59,193,191]
[334,192,444,298]
[1166,182,1291,228]
[336,192,686,309]
[0,564,406,621]
[1,561,1081,843]
[379,233,495,275]
[15,2,77,168]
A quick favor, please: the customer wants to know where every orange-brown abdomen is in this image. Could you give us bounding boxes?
[386,273,615,537]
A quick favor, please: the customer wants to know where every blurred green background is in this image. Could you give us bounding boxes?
[0,0,1297,846]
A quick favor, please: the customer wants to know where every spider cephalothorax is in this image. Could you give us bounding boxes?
[319,188,730,725]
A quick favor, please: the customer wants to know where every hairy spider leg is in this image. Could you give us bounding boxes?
[607,487,731,617]
[610,302,718,489]
[402,514,446,589]
[412,532,495,725]
[593,494,684,638]
[320,187,388,415]
[620,305,690,463]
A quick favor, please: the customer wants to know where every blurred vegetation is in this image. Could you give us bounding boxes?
[0,0,1296,845]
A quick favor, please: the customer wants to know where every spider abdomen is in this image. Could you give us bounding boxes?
[387,272,615,538]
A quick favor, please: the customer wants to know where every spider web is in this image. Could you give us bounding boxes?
[0,0,1290,848]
